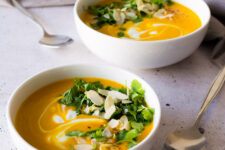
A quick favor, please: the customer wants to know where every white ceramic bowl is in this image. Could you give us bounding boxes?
[7,64,161,150]
[74,0,210,69]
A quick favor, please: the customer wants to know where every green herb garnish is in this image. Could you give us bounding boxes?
[117,32,125,37]
[59,79,154,149]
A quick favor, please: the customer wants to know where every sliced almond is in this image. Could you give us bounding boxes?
[119,115,130,130]
[74,144,93,150]
[102,127,112,137]
[98,89,128,101]
[84,106,90,114]
[108,91,128,100]
[104,96,115,110]
[136,0,159,15]
[93,109,100,117]
[85,90,104,106]
[108,119,120,129]
[98,89,109,96]
[104,106,116,120]
[113,9,126,25]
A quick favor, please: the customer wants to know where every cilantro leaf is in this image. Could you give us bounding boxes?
[142,108,153,121]
[66,131,83,137]
[131,80,145,96]
[125,129,141,140]
[130,121,144,132]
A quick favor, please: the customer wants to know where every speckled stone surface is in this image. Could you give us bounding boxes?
[0,6,225,150]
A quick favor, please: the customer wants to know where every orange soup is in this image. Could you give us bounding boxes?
[15,78,154,150]
[82,0,201,41]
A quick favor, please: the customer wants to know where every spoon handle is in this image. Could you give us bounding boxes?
[11,0,47,35]
[195,66,225,126]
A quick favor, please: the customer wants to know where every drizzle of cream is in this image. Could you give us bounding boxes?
[150,31,158,35]
[157,14,174,19]
[128,27,150,40]
[66,109,77,120]
[53,115,64,123]
[58,135,68,142]
[153,23,165,26]
[62,104,66,113]
[128,27,140,39]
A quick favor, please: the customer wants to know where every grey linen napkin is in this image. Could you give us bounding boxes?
[1,0,225,66]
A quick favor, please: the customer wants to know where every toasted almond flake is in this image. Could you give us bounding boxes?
[108,91,128,100]
[93,109,100,117]
[66,110,77,120]
[113,9,126,25]
[98,89,128,101]
[102,127,112,137]
[84,106,90,114]
[85,90,104,106]
[104,96,115,110]
[104,14,110,19]
[125,11,136,19]
[108,119,120,128]
[119,115,130,130]
[98,89,109,96]
[53,115,64,123]
[121,99,132,104]
[153,9,173,19]
[74,144,93,150]
[136,0,159,15]
[104,106,116,120]
[104,96,117,119]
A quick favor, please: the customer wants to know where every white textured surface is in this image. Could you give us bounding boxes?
[0,6,225,150]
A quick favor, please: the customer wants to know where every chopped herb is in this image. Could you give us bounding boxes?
[117,32,125,37]
[131,79,145,96]
[130,16,143,23]
[59,78,155,149]
[130,121,144,132]
[66,131,83,137]
[69,145,74,150]
[119,27,126,31]
[86,0,174,29]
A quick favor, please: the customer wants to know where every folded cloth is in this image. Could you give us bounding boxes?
[0,0,224,65]
[206,17,225,67]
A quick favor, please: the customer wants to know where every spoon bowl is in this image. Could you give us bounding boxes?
[39,34,73,47]
[165,126,206,150]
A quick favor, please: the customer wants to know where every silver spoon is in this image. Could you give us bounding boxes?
[164,66,225,150]
[11,0,73,48]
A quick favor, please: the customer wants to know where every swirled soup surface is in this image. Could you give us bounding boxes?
[82,0,201,41]
[15,78,153,150]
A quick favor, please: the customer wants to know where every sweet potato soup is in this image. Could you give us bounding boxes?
[15,78,154,150]
[82,0,201,41]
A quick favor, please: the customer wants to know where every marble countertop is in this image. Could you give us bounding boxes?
[0,6,225,150]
